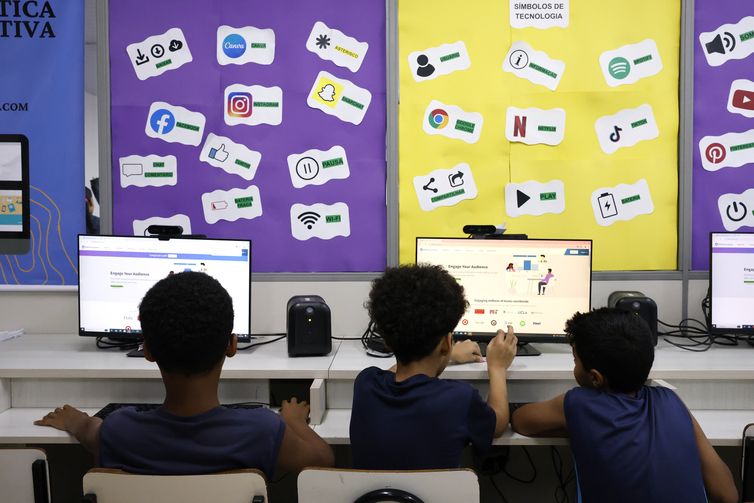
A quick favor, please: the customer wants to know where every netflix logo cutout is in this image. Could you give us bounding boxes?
[505,107,566,146]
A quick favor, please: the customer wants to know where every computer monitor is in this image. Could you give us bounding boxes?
[416,237,592,354]
[0,134,30,254]
[78,235,251,341]
[710,232,754,334]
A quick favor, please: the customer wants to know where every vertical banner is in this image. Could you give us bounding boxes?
[109,0,387,272]
[0,0,84,285]
[693,3,754,269]
[398,0,680,270]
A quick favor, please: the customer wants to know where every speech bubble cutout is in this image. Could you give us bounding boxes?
[132,214,192,236]
[119,155,177,188]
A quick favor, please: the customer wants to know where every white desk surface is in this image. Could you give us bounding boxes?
[0,334,339,379]
[328,340,754,381]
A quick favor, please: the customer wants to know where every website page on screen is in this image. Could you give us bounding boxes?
[416,238,591,336]
[712,233,754,330]
[79,236,250,337]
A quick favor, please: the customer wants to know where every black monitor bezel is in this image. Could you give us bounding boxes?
[710,231,754,335]
[415,236,593,344]
[77,234,252,340]
[0,134,31,253]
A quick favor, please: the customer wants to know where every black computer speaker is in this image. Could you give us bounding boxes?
[287,295,332,357]
[608,291,658,346]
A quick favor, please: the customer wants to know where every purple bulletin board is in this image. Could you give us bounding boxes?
[692,3,754,270]
[108,0,386,272]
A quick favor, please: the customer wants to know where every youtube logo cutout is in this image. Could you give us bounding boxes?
[728,79,754,118]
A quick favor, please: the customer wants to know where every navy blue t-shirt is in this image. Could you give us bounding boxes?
[564,386,707,503]
[350,367,497,470]
[99,406,285,478]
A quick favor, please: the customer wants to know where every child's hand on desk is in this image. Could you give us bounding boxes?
[34,404,89,432]
[486,326,517,372]
[280,397,310,425]
[450,339,483,364]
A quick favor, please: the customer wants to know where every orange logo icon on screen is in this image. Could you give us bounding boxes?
[461,319,469,325]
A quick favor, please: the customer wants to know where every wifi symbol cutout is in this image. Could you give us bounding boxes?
[298,211,321,229]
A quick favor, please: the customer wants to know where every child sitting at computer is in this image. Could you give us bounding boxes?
[35,271,334,477]
[510,308,737,503]
[349,264,518,469]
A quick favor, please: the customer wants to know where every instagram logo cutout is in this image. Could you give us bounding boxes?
[228,92,252,117]
[705,142,727,164]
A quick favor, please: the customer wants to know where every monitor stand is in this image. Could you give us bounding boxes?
[516,343,541,357]
[126,344,145,358]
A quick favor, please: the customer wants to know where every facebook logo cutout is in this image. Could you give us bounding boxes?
[149,109,176,135]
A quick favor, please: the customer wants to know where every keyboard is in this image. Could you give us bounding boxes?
[94,402,264,420]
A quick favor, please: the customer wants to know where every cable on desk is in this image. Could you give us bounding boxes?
[488,474,510,503]
[361,320,393,358]
[237,333,286,351]
[95,336,140,351]
[331,336,364,340]
[551,446,575,503]
[503,446,537,484]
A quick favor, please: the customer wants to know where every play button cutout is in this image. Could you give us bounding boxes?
[728,80,754,118]
[516,190,531,208]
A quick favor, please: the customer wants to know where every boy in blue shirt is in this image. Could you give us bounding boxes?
[350,264,518,469]
[511,308,737,503]
[36,271,334,478]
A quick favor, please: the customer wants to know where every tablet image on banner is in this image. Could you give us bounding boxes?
[699,16,754,67]
[717,189,754,231]
[199,133,261,180]
[119,155,177,188]
[595,104,659,154]
[413,163,478,211]
[126,27,192,80]
[509,0,569,29]
[699,129,754,172]
[305,21,368,73]
[224,84,283,126]
[506,107,565,145]
[591,179,654,226]
[506,180,565,217]
[201,185,263,224]
[599,39,663,87]
[422,100,483,144]
[306,71,372,125]
[287,146,350,188]
[727,79,754,118]
[291,202,351,241]
[408,41,471,82]
[502,41,565,91]
[132,214,192,236]
[145,102,205,146]
[217,25,275,66]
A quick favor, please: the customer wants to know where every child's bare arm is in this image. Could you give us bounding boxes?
[276,398,335,472]
[450,340,483,364]
[689,414,737,503]
[510,395,568,437]
[35,405,102,456]
[485,327,517,437]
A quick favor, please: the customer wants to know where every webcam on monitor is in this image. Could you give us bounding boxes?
[462,224,527,240]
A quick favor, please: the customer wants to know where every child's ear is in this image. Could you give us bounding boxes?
[226,334,237,357]
[589,369,607,389]
[438,333,453,355]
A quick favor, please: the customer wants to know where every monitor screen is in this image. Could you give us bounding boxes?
[711,232,754,334]
[79,235,251,340]
[416,237,592,342]
[0,134,30,254]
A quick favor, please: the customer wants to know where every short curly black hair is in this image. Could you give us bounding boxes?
[139,271,234,375]
[566,307,654,393]
[367,264,468,365]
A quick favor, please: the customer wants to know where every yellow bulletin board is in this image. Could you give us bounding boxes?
[398,0,680,270]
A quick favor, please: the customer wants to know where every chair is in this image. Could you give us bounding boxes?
[0,448,50,503]
[81,468,267,503]
[297,468,479,503]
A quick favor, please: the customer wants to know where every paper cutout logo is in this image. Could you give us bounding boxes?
[224,84,282,126]
[287,146,350,188]
[201,185,262,224]
[699,129,754,172]
[305,21,369,73]
[600,39,663,87]
[307,71,372,125]
[718,189,754,231]
[700,17,754,67]
[119,155,177,188]
[502,41,565,91]
[290,202,351,240]
[509,0,569,29]
[217,25,275,66]
[422,100,483,144]
[505,180,565,217]
[145,102,205,146]
[505,107,565,146]
[413,163,478,211]
[728,79,754,118]
[408,41,471,82]
[127,27,193,80]
[590,179,654,226]
[594,104,658,154]
[133,214,192,237]
[199,133,261,181]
